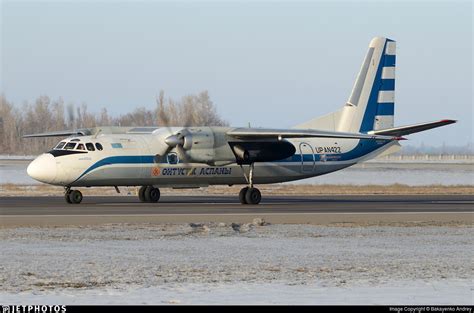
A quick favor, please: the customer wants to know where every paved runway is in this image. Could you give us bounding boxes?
[1,195,472,226]
[1,194,473,215]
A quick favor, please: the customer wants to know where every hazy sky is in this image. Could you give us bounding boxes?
[1,0,472,146]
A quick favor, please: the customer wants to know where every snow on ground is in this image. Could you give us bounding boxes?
[2,281,472,305]
[1,223,472,304]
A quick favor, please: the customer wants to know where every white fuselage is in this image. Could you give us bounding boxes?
[27,129,397,188]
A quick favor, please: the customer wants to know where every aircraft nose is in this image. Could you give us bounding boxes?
[27,153,57,184]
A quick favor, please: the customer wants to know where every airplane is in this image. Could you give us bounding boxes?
[24,37,456,205]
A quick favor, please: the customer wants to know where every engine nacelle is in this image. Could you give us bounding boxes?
[229,140,296,164]
[178,128,216,163]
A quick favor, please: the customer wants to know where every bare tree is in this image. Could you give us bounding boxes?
[154,89,227,127]
[0,90,228,155]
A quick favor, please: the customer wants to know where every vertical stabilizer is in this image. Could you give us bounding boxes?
[337,37,396,133]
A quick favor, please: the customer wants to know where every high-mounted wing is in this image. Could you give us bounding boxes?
[22,129,92,138]
[227,128,399,141]
[22,126,160,138]
[368,120,456,137]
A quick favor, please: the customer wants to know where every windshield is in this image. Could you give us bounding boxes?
[52,140,102,153]
[54,142,66,150]
[64,142,77,150]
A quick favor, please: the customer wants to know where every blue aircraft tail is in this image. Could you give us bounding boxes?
[295,37,396,133]
[337,37,396,133]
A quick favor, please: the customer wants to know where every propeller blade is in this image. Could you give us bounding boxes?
[155,94,193,167]
[156,94,176,138]
[175,145,191,166]
[184,112,193,128]
[153,146,172,164]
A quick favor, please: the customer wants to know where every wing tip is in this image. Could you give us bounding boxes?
[440,119,457,124]
[393,136,407,141]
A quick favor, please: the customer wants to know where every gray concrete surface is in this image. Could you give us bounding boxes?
[1,195,472,227]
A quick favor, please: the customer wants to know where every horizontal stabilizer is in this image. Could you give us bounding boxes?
[228,128,398,141]
[368,119,456,137]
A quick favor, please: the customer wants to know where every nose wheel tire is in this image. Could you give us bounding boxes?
[144,186,160,203]
[68,190,83,204]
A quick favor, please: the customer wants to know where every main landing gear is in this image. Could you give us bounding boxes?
[138,186,161,203]
[65,187,82,204]
[239,163,262,205]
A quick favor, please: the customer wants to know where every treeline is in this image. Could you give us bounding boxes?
[0,91,228,155]
[399,143,473,155]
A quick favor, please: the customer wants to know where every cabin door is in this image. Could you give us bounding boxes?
[299,142,315,173]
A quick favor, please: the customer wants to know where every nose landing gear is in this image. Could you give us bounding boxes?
[239,163,261,205]
[64,187,82,204]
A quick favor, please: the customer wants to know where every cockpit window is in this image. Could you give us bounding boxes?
[95,143,103,151]
[64,142,76,150]
[77,144,85,150]
[86,143,95,151]
[55,142,66,150]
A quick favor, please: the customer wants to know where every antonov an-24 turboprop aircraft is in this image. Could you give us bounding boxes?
[25,37,455,204]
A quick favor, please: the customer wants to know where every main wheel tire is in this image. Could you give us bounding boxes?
[138,186,147,202]
[245,187,261,205]
[239,187,249,204]
[145,186,160,203]
[65,190,72,204]
[68,190,83,204]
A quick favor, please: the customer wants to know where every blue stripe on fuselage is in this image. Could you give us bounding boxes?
[280,139,389,162]
[75,155,155,181]
[75,140,391,181]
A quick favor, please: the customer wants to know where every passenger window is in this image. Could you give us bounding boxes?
[95,143,103,151]
[86,143,95,151]
[77,144,85,150]
[64,142,76,150]
[55,142,66,150]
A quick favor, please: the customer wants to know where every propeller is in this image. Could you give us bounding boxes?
[164,130,192,164]
[154,94,194,166]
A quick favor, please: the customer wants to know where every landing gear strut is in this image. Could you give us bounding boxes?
[239,163,261,205]
[64,187,82,204]
[138,186,160,203]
